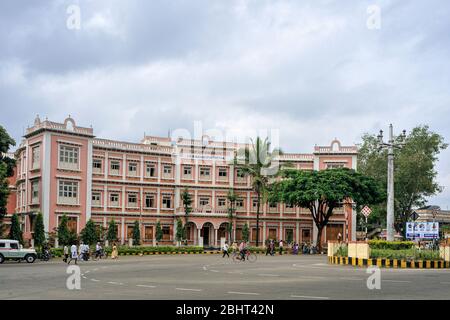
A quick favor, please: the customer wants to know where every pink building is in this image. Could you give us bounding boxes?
[7,116,358,247]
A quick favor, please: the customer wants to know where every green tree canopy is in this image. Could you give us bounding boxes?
[176,218,184,242]
[226,189,237,242]
[155,221,163,243]
[81,219,99,245]
[0,125,16,236]
[8,213,23,244]
[269,168,384,251]
[358,125,448,237]
[33,213,46,248]
[106,219,118,243]
[181,188,192,239]
[57,214,77,246]
[132,220,141,245]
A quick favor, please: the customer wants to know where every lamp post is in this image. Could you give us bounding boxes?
[376,124,407,241]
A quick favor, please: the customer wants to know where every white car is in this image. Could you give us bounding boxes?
[0,239,38,264]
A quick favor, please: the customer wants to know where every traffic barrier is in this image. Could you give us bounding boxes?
[328,256,448,269]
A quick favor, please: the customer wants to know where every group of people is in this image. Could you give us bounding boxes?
[221,239,314,257]
[64,242,119,264]
[221,241,249,261]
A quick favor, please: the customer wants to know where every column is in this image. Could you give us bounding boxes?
[246,191,250,217]
[212,161,216,185]
[214,228,218,247]
[197,228,202,246]
[103,185,108,212]
[263,221,266,243]
[295,222,299,243]
[122,154,127,180]
[104,152,109,179]
[140,155,144,182]
[157,158,161,183]
[121,217,125,245]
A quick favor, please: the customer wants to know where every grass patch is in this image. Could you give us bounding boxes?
[370,248,441,260]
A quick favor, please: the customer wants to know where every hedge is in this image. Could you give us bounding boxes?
[370,248,441,260]
[368,240,414,250]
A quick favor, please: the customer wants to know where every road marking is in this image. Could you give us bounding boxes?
[210,270,219,273]
[82,276,87,279]
[107,282,123,285]
[85,271,90,273]
[176,288,202,292]
[383,280,411,283]
[137,285,156,288]
[91,279,100,282]
[339,277,363,281]
[228,291,260,296]
[227,271,244,274]
[258,274,280,277]
[203,266,207,270]
[94,268,99,271]
[291,295,329,300]
[440,282,450,285]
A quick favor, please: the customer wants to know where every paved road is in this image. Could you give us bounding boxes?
[1,254,449,299]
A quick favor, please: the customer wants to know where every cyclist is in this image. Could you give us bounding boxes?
[239,241,247,261]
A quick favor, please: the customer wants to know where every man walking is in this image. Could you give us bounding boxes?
[222,241,230,258]
[63,244,69,263]
[68,243,78,265]
[279,239,284,255]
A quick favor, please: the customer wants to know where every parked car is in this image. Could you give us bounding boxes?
[0,239,38,264]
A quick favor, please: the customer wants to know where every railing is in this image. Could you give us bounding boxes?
[93,138,173,154]
[26,120,94,136]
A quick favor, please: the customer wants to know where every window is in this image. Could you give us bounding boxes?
[0,243,5,248]
[252,199,258,209]
[183,166,192,176]
[128,193,138,207]
[92,193,101,206]
[144,226,153,240]
[59,145,79,170]
[162,196,172,209]
[252,228,261,242]
[218,198,226,207]
[93,159,102,173]
[269,202,277,208]
[162,226,171,240]
[145,194,155,208]
[163,166,172,174]
[236,198,244,208]
[146,163,156,177]
[58,181,78,205]
[199,197,210,206]
[67,217,77,233]
[199,167,210,179]
[236,169,245,179]
[31,180,39,204]
[32,146,40,169]
[110,161,120,175]
[268,228,277,240]
[218,168,227,178]
[10,242,19,250]
[285,202,294,209]
[110,193,119,206]
[128,162,138,176]
[326,163,345,169]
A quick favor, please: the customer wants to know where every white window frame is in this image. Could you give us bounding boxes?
[57,180,79,205]
[110,160,120,175]
[109,193,120,207]
[58,145,80,171]
[32,146,40,170]
[127,193,138,208]
[93,159,102,174]
[145,163,156,177]
[128,162,138,177]
[31,180,39,204]
[199,167,211,180]
[92,192,101,207]
[162,196,172,209]
[199,197,210,207]
[144,194,156,208]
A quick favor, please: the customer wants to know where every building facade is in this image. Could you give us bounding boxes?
[6,116,358,247]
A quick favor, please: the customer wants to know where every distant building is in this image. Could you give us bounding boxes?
[5,116,359,247]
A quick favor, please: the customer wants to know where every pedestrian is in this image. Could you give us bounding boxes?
[68,243,78,265]
[95,242,102,259]
[63,244,69,263]
[111,243,118,259]
[279,239,284,255]
[239,241,247,261]
[265,239,271,256]
[222,241,230,258]
[337,232,342,243]
[231,241,238,253]
[293,242,299,255]
[270,240,275,256]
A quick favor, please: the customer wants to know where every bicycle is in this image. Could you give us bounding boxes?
[232,250,257,263]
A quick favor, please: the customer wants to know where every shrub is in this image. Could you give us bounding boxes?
[370,248,441,260]
[336,245,348,257]
[369,240,414,250]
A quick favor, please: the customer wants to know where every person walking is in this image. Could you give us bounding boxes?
[222,241,230,258]
[239,241,247,261]
[111,243,118,259]
[265,239,271,256]
[68,243,78,265]
[63,244,69,263]
[292,242,299,255]
[270,240,275,256]
[279,239,284,255]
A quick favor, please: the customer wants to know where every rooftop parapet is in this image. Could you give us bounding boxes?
[24,115,94,138]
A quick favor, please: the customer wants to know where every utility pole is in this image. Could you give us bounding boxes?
[377,124,406,241]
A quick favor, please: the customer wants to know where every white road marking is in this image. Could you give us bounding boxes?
[91,279,100,282]
[228,291,260,296]
[107,282,123,285]
[85,271,90,273]
[137,285,156,288]
[82,276,87,279]
[258,274,280,277]
[440,282,450,285]
[383,280,411,283]
[94,268,99,271]
[291,295,329,300]
[203,266,207,270]
[210,270,219,273]
[175,288,202,292]
[339,277,363,281]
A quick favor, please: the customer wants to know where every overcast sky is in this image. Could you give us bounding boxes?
[1,0,449,208]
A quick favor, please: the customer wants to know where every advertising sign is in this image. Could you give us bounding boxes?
[406,222,439,239]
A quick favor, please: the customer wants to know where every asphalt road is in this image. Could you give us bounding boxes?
[1,254,449,300]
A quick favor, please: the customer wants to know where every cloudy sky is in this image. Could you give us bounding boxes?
[1,0,449,207]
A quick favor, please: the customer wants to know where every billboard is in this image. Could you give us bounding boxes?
[406,222,439,239]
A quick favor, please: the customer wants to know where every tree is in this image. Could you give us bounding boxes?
[180,188,192,239]
[8,213,23,244]
[57,214,77,246]
[358,125,448,237]
[0,125,16,237]
[155,221,163,243]
[242,223,249,242]
[175,218,184,244]
[226,189,237,243]
[106,219,118,243]
[269,168,384,251]
[33,213,46,249]
[234,137,285,247]
[80,219,99,246]
[132,220,141,245]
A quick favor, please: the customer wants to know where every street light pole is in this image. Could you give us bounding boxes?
[377,124,406,242]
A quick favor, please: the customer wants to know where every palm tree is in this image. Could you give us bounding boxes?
[234,137,285,247]
[226,189,237,243]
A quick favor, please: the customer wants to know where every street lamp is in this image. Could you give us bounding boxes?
[376,124,407,241]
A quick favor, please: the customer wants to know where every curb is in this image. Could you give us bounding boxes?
[328,256,450,269]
